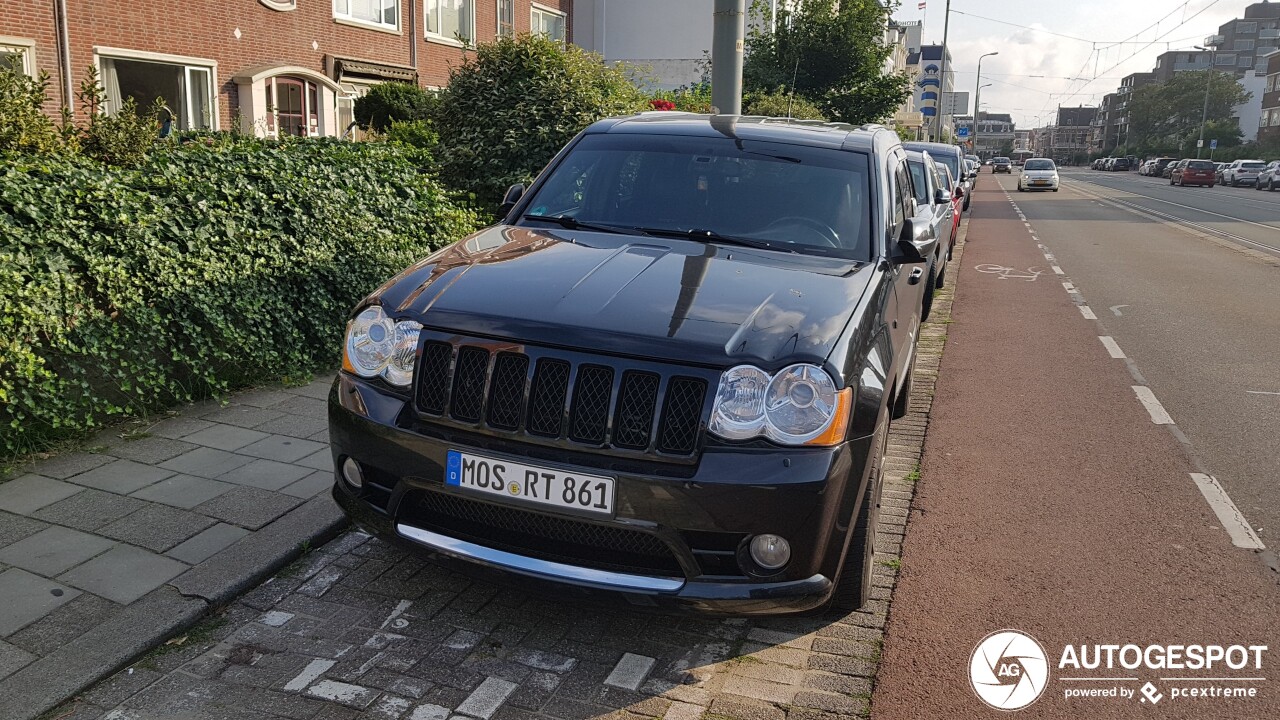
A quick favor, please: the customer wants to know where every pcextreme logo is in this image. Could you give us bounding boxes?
[969,630,1051,711]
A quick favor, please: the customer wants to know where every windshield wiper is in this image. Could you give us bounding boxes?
[522,214,633,235]
[631,226,797,253]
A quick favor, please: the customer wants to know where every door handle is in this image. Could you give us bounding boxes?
[908,267,924,285]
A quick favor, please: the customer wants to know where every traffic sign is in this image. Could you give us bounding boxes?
[957,127,970,138]
[1197,139,1204,148]
[1210,139,1218,149]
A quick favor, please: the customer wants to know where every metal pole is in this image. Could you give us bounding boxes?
[972,52,997,156]
[55,0,74,112]
[1196,50,1214,159]
[711,0,746,115]
[935,0,952,142]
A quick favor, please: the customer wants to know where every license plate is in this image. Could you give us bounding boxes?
[1033,180,1047,185]
[445,450,615,516]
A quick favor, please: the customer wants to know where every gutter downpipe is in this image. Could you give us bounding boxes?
[55,0,74,112]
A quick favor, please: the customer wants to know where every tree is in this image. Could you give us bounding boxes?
[743,0,912,125]
[1127,70,1250,156]
[432,33,647,208]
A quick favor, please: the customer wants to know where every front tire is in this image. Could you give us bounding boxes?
[830,414,888,612]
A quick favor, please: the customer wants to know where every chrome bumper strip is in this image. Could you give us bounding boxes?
[395,523,686,593]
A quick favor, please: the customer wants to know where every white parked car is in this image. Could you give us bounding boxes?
[1017,158,1060,192]
[1222,159,1266,187]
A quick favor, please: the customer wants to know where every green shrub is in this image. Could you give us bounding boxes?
[653,83,713,113]
[0,68,62,154]
[354,81,438,132]
[0,137,481,458]
[744,90,827,120]
[433,33,648,208]
[76,65,159,166]
[383,119,439,153]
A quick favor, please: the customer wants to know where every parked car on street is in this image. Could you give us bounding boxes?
[965,154,981,169]
[1017,158,1060,192]
[330,114,936,615]
[1109,157,1131,172]
[1215,162,1229,184]
[905,141,972,211]
[907,150,957,294]
[936,163,964,257]
[1169,159,1216,187]
[1255,161,1280,191]
[991,157,1012,173]
[1161,160,1181,178]
[965,159,980,186]
[1223,159,1267,186]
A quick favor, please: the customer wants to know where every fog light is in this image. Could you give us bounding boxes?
[749,534,791,571]
[341,457,364,489]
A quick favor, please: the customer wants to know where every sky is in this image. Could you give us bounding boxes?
[898,0,1262,128]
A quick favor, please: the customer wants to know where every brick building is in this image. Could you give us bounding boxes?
[1261,50,1280,144]
[2,1,571,137]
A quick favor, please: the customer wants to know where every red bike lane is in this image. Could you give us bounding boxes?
[871,178,1280,719]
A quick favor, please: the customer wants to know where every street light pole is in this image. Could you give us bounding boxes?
[1195,44,1216,159]
[935,0,952,142]
[973,51,998,156]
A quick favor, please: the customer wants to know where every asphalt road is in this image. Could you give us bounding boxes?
[874,175,1280,719]
[1061,168,1280,256]
[1034,170,1280,552]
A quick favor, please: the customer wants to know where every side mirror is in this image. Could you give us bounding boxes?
[934,187,949,205]
[895,218,938,264]
[498,183,525,217]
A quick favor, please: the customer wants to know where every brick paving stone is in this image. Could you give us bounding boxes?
[6,592,119,656]
[298,449,336,471]
[128,474,236,509]
[0,475,84,515]
[181,424,271,452]
[238,435,328,463]
[0,568,81,636]
[26,452,113,480]
[166,523,251,564]
[0,511,47,549]
[201,404,287,429]
[254,414,329,439]
[231,388,295,409]
[456,676,518,719]
[57,544,187,604]
[194,486,302,530]
[63,458,173,494]
[305,679,379,709]
[220,458,313,491]
[604,653,656,692]
[97,503,215,552]
[0,639,37,681]
[160,446,256,479]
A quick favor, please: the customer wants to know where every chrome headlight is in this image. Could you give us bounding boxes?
[710,363,850,446]
[343,305,422,387]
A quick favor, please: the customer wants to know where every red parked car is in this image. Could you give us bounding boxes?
[1170,159,1216,187]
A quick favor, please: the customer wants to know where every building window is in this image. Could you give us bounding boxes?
[531,4,566,43]
[1216,53,1237,65]
[497,0,514,37]
[99,54,215,131]
[0,37,36,77]
[1235,39,1255,51]
[426,0,474,43]
[337,80,376,139]
[1238,22,1257,34]
[265,77,321,137]
[1239,55,1253,67]
[334,0,399,31]
[259,0,297,10]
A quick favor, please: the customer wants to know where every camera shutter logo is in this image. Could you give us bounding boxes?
[970,630,1050,711]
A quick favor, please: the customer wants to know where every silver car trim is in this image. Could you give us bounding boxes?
[395,523,687,593]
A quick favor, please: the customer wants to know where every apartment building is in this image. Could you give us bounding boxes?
[1260,50,1280,143]
[2,1,571,137]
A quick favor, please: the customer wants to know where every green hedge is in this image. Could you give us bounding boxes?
[0,137,481,457]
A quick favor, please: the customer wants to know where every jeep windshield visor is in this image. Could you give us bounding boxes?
[520,133,873,261]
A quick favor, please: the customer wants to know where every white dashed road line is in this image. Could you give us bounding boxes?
[1132,385,1175,425]
[1098,336,1126,358]
[1079,305,1097,320]
[1190,473,1266,550]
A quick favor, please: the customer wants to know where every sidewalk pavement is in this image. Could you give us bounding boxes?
[0,374,349,720]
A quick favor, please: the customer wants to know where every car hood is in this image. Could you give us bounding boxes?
[372,226,874,368]
[1022,170,1058,178]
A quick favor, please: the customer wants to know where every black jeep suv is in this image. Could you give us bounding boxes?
[329,114,936,615]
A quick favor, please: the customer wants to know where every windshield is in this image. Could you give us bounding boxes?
[1187,160,1214,170]
[993,157,1010,163]
[1024,159,1056,171]
[519,133,873,260]
[934,154,960,179]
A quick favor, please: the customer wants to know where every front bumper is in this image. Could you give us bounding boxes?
[328,374,874,615]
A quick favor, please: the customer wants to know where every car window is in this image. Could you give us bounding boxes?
[1187,160,1214,170]
[928,162,945,199]
[1240,162,1265,169]
[520,133,874,260]
[907,160,931,205]
[1024,159,1055,170]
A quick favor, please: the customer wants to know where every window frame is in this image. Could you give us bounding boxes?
[425,0,476,46]
[497,0,515,38]
[531,3,567,43]
[333,0,401,33]
[0,36,37,78]
[259,0,297,11]
[94,47,219,131]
